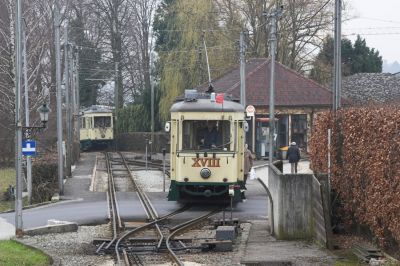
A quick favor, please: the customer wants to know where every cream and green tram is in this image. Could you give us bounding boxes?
[79,106,114,151]
[166,92,247,202]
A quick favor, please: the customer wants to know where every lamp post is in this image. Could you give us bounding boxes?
[15,103,50,236]
[22,104,51,138]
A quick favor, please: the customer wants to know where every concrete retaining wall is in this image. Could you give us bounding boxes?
[268,164,314,240]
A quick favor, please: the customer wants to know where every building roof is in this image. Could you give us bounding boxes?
[342,73,400,104]
[196,58,335,107]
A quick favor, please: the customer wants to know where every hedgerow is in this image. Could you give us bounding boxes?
[309,106,400,252]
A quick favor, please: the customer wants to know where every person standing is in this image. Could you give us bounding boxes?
[244,143,254,184]
[199,121,219,149]
[286,142,300,173]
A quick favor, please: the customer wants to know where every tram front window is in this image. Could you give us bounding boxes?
[182,120,231,151]
[94,116,111,128]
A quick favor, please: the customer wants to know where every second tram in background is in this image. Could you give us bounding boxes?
[166,90,248,203]
[79,105,114,151]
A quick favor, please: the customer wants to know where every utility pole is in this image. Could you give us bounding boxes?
[240,31,246,106]
[333,0,342,111]
[114,61,119,109]
[22,19,32,205]
[64,24,72,177]
[15,0,23,236]
[73,49,80,156]
[150,53,154,154]
[68,43,74,164]
[54,1,64,195]
[264,6,283,168]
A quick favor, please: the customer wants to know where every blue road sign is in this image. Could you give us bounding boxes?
[22,140,36,157]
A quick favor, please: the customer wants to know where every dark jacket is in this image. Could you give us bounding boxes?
[199,128,219,148]
[286,145,300,163]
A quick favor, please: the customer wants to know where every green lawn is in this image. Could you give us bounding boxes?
[0,168,15,192]
[0,240,50,266]
[334,250,366,266]
[0,168,16,212]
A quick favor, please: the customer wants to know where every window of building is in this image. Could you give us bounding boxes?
[291,114,307,149]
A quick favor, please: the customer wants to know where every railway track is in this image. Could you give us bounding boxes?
[98,152,223,266]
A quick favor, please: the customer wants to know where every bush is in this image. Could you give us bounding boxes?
[31,157,58,203]
[309,106,400,252]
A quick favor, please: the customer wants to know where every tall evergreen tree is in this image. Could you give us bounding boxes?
[310,35,382,86]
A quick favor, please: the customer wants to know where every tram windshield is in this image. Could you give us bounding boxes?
[94,116,112,128]
[182,120,231,151]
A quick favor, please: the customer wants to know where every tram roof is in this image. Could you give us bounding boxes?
[81,105,113,114]
[170,99,244,113]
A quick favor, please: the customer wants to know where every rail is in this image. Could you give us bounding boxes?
[105,152,123,250]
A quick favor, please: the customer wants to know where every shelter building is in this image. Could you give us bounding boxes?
[196,58,340,158]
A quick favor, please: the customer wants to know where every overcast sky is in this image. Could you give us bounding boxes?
[343,0,400,63]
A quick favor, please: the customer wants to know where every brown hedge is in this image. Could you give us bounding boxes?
[309,106,400,249]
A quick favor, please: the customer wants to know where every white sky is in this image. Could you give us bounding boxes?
[343,0,400,63]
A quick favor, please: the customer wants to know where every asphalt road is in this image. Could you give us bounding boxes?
[0,179,269,229]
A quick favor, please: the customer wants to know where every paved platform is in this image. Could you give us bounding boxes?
[242,220,336,266]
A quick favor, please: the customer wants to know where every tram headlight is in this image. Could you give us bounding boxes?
[200,168,211,179]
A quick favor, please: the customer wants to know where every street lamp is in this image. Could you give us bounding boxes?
[37,104,50,127]
[23,103,51,139]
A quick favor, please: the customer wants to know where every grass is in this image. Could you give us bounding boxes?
[0,168,32,212]
[0,168,15,193]
[0,240,50,266]
[333,250,366,266]
[0,168,17,212]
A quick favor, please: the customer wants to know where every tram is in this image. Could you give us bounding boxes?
[166,90,248,202]
[79,105,114,151]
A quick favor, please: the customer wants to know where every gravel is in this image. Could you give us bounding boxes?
[18,152,252,265]
[20,224,114,266]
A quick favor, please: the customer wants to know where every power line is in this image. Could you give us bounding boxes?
[343,32,400,36]
[356,16,400,25]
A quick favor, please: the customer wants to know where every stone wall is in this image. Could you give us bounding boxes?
[116,132,170,153]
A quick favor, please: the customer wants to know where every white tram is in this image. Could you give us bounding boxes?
[166,90,248,202]
[79,105,114,151]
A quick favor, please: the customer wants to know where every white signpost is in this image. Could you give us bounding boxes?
[246,105,256,153]
[246,105,255,117]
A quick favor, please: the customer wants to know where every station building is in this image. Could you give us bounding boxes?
[197,58,339,158]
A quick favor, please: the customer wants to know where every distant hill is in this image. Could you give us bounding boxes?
[383,60,400,73]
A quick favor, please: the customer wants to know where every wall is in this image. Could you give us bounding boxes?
[116,132,169,153]
[268,163,314,240]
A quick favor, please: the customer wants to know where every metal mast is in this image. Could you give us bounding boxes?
[333,0,342,110]
[22,19,33,205]
[64,23,72,177]
[265,7,283,167]
[15,0,23,236]
[240,31,246,106]
[54,1,64,194]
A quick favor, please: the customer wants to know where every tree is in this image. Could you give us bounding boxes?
[154,0,240,120]
[351,36,382,74]
[69,2,104,107]
[310,35,382,86]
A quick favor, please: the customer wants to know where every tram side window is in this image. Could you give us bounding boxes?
[81,118,86,129]
[182,120,231,151]
[94,116,111,128]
